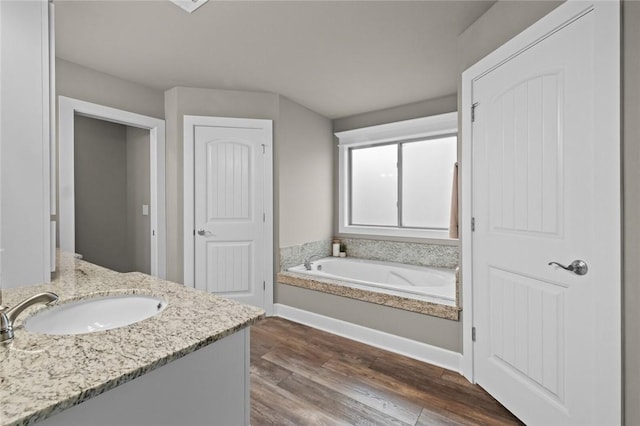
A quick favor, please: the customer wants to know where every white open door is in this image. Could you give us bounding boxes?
[462,2,620,425]
[184,116,273,313]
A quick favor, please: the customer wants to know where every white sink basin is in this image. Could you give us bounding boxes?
[24,294,167,335]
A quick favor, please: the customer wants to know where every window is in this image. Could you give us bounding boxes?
[336,112,458,240]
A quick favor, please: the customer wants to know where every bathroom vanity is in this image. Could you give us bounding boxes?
[0,254,264,425]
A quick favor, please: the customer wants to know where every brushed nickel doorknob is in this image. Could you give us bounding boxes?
[548,260,588,275]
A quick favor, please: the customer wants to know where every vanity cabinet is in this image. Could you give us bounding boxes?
[0,0,54,287]
[39,329,250,426]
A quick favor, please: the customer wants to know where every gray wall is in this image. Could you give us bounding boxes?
[126,127,151,275]
[623,1,640,424]
[332,94,457,133]
[277,284,461,351]
[456,1,563,73]
[277,96,333,248]
[74,116,151,274]
[56,59,165,119]
[74,116,129,272]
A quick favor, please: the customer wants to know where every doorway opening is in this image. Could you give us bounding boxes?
[58,97,166,278]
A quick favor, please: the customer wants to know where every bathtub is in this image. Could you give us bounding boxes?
[288,257,456,306]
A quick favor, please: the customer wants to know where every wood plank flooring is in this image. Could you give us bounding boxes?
[250,317,522,426]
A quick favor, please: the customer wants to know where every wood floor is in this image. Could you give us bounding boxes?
[250,317,522,426]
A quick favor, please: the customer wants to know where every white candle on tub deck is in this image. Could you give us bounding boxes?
[332,243,340,257]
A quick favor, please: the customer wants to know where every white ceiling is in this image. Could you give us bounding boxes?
[54,1,494,119]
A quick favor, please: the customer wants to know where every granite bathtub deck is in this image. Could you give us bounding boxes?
[277,272,460,321]
[0,255,264,426]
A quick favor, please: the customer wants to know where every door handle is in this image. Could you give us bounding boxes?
[548,260,588,275]
[197,229,212,237]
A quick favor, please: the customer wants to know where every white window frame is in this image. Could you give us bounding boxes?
[336,112,458,240]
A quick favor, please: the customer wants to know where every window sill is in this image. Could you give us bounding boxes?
[339,224,457,243]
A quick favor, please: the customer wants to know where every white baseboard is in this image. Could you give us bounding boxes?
[273,303,462,373]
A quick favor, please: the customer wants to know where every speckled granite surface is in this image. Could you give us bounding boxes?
[280,238,459,271]
[277,272,460,321]
[340,238,459,269]
[279,239,331,271]
[0,254,264,426]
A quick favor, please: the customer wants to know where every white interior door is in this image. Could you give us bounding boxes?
[468,3,620,425]
[187,117,272,310]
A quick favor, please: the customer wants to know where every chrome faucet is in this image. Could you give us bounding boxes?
[303,255,324,271]
[0,292,58,343]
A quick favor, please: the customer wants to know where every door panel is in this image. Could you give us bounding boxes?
[206,141,251,220]
[488,268,565,402]
[488,73,561,235]
[471,5,619,424]
[204,242,251,293]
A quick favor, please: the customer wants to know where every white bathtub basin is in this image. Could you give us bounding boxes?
[24,294,167,335]
[289,257,456,305]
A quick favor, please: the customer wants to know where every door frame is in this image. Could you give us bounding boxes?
[183,115,274,315]
[58,96,167,278]
[460,0,620,410]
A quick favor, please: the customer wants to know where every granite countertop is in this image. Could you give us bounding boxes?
[277,271,460,321]
[0,254,264,426]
